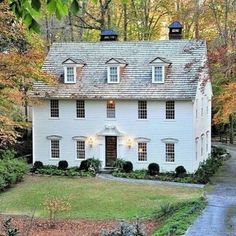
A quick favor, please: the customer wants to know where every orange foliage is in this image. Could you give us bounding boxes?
[0,2,55,146]
[214,82,236,123]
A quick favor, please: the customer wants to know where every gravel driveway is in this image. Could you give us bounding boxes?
[186,144,236,236]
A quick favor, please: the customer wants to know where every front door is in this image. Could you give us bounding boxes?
[105,136,117,167]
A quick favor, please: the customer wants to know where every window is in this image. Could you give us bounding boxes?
[201,97,204,116]
[166,101,175,119]
[50,100,59,118]
[108,66,119,83]
[76,100,85,118]
[166,143,175,162]
[138,101,147,119]
[206,132,209,153]
[138,142,147,161]
[195,138,198,160]
[65,66,76,83]
[196,99,198,118]
[51,140,60,159]
[201,135,204,156]
[152,66,164,83]
[76,140,85,159]
[107,100,115,118]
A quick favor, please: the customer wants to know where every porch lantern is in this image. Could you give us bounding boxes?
[127,138,132,149]
[88,137,93,148]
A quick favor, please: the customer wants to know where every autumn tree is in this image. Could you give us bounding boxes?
[0,2,54,147]
[206,0,236,143]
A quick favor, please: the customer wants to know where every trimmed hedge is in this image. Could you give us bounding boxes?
[113,146,230,184]
[79,158,101,172]
[123,161,133,173]
[32,161,43,172]
[58,160,68,170]
[175,166,186,177]
[148,163,160,176]
[34,165,95,177]
[0,150,28,192]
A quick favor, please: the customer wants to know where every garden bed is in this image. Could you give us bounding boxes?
[112,146,231,184]
[0,215,157,236]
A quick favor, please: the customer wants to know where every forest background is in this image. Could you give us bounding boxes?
[0,0,235,156]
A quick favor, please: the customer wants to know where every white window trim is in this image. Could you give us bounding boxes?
[76,100,86,119]
[49,100,59,119]
[137,142,148,162]
[201,134,204,156]
[165,143,175,163]
[196,99,198,119]
[165,101,175,120]
[152,65,165,83]
[64,66,77,83]
[74,139,86,160]
[195,137,199,160]
[50,139,60,160]
[107,66,120,83]
[138,100,147,120]
[106,100,116,118]
[206,131,209,153]
[161,138,179,144]
[201,97,204,117]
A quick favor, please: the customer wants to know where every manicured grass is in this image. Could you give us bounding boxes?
[0,176,203,220]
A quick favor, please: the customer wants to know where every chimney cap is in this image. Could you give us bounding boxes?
[168,21,183,29]
[101,29,118,36]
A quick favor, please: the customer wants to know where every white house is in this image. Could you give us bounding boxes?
[32,23,212,173]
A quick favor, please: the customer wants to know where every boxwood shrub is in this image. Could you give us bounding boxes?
[148,163,160,176]
[58,160,68,170]
[123,161,133,173]
[79,158,101,172]
[0,150,28,192]
[175,166,186,177]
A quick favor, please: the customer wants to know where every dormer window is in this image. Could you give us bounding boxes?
[152,66,164,83]
[150,57,171,84]
[108,66,119,83]
[106,58,128,84]
[62,58,86,84]
[65,66,76,83]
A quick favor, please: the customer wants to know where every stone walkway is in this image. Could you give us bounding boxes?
[97,173,204,188]
[186,144,236,236]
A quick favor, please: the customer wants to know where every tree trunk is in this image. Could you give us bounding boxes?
[68,13,74,42]
[123,3,127,41]
[229,114,234,144]
[45,15,50,51]
[194,0,200,39]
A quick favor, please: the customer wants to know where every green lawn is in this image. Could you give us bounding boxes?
[0,176,203,219]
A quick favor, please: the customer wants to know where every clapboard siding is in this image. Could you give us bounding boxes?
[33,99,197,172]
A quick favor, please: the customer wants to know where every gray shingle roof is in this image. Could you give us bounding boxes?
[33,40,207,100]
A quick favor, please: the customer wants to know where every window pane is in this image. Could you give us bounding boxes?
[166,101,175,119]
[109,67,118,82]
[154,66,163,82]
[107,100,115,118]
[138,142,147,161]
[201,135,204,156]
[66,67,75,82]
[76,100,85,118]
[166,143,175,162]
[77,140,85,159]
[51,140,60,158]
[206,133,208,153]
[50,100,59,117]
[138,101,147,119]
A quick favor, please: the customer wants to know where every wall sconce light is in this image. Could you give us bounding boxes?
[88,137,93,148]
[127,138,132,149]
